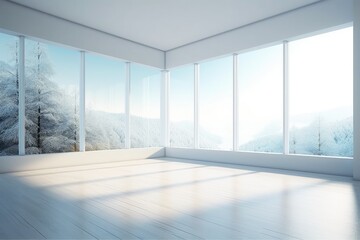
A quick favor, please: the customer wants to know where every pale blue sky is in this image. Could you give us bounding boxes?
[22,39,161,117]
[130,63,161,118]
[0,33,18,63]
[169,26,353,146]
[237,44,283,145]
[0,26,353,141]
[289,27,353,118]
[25,39,80,88]
[85,52,126,113]
[199,55,233,149]
[169,64,194,122]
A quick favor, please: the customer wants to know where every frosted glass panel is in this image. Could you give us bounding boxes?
[85,54,126,151]
[169,65,194,148]
[289,27,353,157]
[130,64,161,148]
[199,56,233,150]
[237,45,283,153]
[25,40,80,154]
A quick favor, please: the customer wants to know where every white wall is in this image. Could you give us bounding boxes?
[166,0,353,68]
[353,0,360,180]
[0,0,165,69]
[0,0,351,70]
[165,0,357,179]
[0,0,356,178]
[166,148,353,177]
[0,148,165,173]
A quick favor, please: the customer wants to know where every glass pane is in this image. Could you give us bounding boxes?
[199,56,233,150]
[237,45,283,153]
[130,64,161,148]
[169,65,194,148]
[0,33,19,156]
[85,54,126,151]
[25,40,80,154]
[289,27,353,157]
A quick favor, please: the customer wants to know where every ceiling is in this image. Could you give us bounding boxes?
[9,0,320,51]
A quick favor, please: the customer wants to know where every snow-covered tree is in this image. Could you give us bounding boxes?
[25,42,77,154]
[130,115,160,148]
[332,117,353,156]
[85,111,125,150]
[170,121,194,148]
[239,134,282,153]
[304,116,335,156]
[289,126,297,154]
[0,41,19,155]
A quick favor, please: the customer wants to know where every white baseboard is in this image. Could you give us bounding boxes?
[0,147,165,173]
[165,148,353,177]
[1,147,352,177]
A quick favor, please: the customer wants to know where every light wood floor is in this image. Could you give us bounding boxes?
[0,157,359,239]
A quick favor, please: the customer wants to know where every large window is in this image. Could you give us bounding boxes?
[289,27,353,157]
[25,40,80,154]
[199,56,233,150]
[0,26,354,158]
[167,27,353,157]
[130,64,161,148]
[85,54,126,151]
[169,65,194,148]
[237,45,283,153]
[0,33,19,156]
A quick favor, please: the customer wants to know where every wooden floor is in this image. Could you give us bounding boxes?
[0,157,359,240]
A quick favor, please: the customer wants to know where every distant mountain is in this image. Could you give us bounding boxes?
[170,121,221,148]
[289,116,352,157]
[290,106,352,128]
[237,114,353,157]
[85,110,162,150]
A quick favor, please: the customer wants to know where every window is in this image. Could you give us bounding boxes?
[237,45,283,153]
[0,26,354,159]
[169,65,194,148]
[0,33,19,156]
[199,56,233,150]
[289,27,353,157]
[130,64,161,148]
[85,53,126,151]
[25,40,80,154]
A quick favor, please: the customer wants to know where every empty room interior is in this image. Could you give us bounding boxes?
[0,0,360,239]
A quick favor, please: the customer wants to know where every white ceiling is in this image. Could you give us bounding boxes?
[9,0,320,51]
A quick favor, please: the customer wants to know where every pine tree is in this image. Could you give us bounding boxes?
[0,41,19,155]
[290,126,297,154]
[25,41,77,154]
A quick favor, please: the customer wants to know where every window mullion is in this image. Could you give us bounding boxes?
[18,36,25,156]
[79,51,85,152]
[283,41,289,155]
[194,63,199,149]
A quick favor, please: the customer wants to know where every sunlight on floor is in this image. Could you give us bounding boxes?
[2,158,360,239]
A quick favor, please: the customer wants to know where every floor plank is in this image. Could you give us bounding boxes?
[0,157,359,239]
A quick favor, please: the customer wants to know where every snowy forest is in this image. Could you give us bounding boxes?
[0,40,82,155]
[0,37,354,158]
[170,113,353,157]
[0,39,162,155]
[239,115,353,157]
